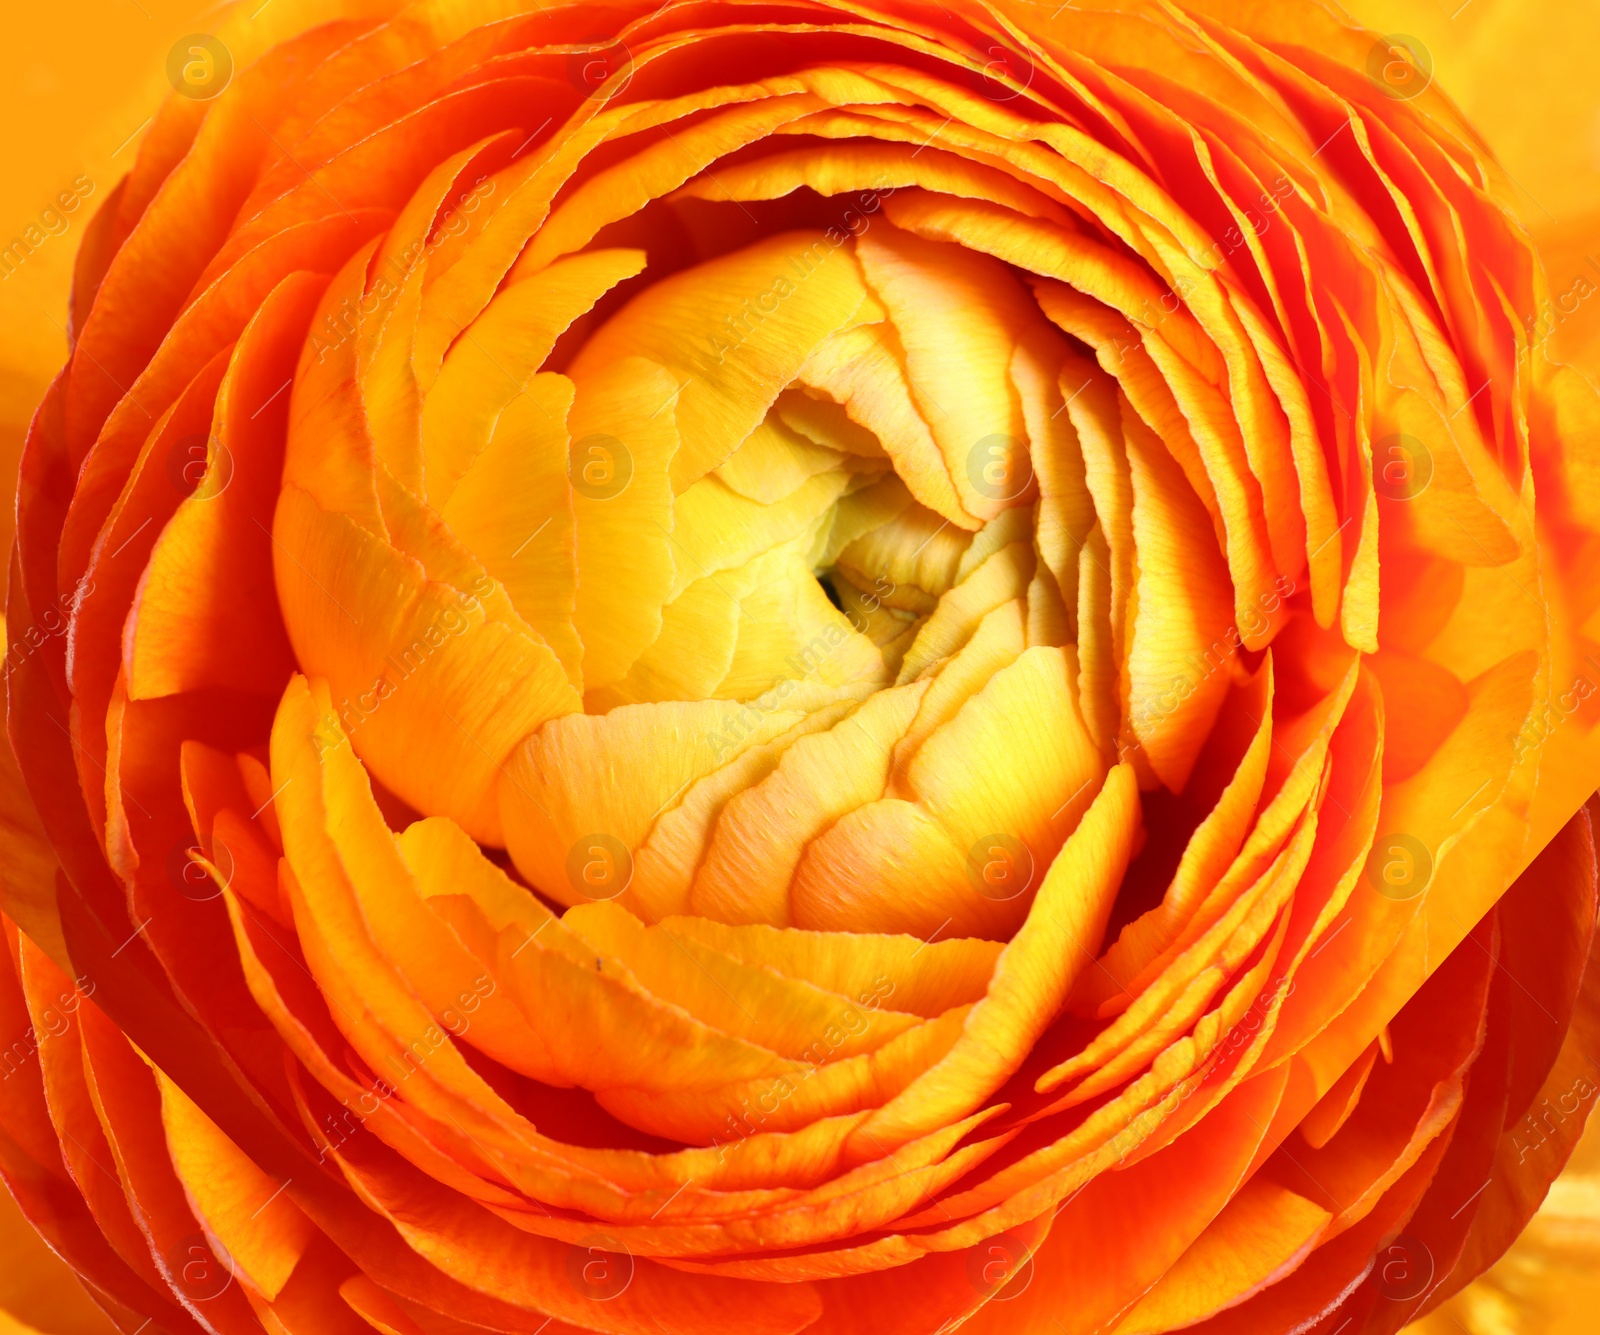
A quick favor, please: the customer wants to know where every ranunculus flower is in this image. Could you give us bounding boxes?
[4,2,1600,1333]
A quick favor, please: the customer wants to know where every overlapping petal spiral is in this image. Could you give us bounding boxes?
[5,3,1600,1335]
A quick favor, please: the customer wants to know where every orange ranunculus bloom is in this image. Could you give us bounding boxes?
[3,2,1600,1333]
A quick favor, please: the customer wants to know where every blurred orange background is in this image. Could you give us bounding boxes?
[2,2,1598,1332]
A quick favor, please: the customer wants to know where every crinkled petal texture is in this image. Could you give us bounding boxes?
[5,1,1600,1333]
